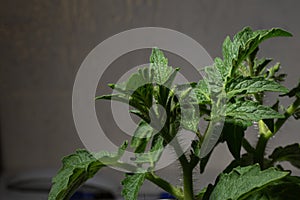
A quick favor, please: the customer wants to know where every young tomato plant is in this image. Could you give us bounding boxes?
[49,27,300,200]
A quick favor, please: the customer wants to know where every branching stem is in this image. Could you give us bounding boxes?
[255,97,300,168]
[146,172,184,200]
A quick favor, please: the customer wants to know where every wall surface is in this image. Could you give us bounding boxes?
[0,0,300,194]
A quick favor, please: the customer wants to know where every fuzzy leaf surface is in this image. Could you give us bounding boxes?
[244,176,300,200]
[122,173,146,200]
[226,77,288,98]
[134,134,164,167]
[150,48,178,87]
[48,142,127,200]
[194,80,211,104]
[220,27,291,80]
[209,164,289,200]
[226,101,284,121]
[131,121,154,153]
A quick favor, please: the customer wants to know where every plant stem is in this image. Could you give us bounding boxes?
[164,135,194,200]
[248,56,263,104]
[242,138,255,154]
[254,127,269,168]
[174,138,194,200]
[148,123,195,199]
[255,97,300,168]
[274,97,300,133]
[248,57,255,77]
[180,159,194,200]
[146,172,184,200]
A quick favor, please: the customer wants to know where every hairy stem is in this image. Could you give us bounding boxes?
[162,133,194,200]
[274,97,300,133]
[254,125,269,168]
[255,97,300,168]
[146,172,183,200]
[180,161,194,200]
[248,57,255,77]
[173,138,194,200]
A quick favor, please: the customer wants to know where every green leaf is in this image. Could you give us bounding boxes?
[235,34,260,69]
[199,150,213,174]
[122,173,146,200]
[97,85,154,123]
[134,134,164,167]
[266,62,280,79]
[150,48,168,66]
[153,84,171,108]
[244,176,300,200]
[221,120,247,159]
[233,27,292,50]
[233,27,255,46]
[209,164,289,200]
[223,153,254,173]
[48,142,128,200]
[190,140,211,173]
[96,68,154,118]
[113,67,153,92]
[234,27,291,47]
[226,101,284,121]
[95,93,129,104]
[194,80,211,104]
[222,27,260,78]
[226,77,288,98]
[195,187,207,200]
[174,83,204,130]
[130,83,153,107]
[199,83,227,158]
[180,104,200,133]
[269,143,300,169]
[220,27,291,80]
[200,118,224,158]
[150,48,178,87]
[255,28,292,42]
[214,57,227,81]
[131,121,154,153]
[243,192,270,200]
[263,100,279,133]
[254,58,272,75]
[203,65,224,94]
[281,80,300,98]
[222,36,237,78]
[174,82,198,105]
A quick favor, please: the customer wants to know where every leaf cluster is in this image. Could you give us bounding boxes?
[49,27,300,200]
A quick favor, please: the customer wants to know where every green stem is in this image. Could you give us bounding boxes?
[249,54,268,168]
[146,172,183,200]
[274,97,300,133]
[167,137,194,200]
[180,160,194,200]
[248,57,255,77]
[254,130,269,168]
[174,138,194,200]
[248,56,263,104]
[255,97,300,168]
[242,138,255,154]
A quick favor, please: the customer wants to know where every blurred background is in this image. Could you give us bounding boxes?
[0,0,299,199]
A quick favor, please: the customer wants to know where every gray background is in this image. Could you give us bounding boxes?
[0,0,299,198]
